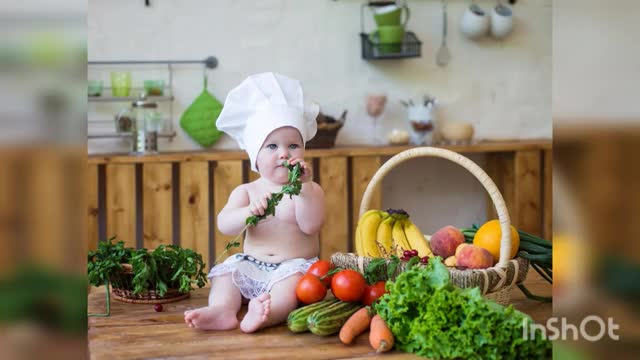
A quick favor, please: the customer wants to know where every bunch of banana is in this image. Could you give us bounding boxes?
[355,209,433,258]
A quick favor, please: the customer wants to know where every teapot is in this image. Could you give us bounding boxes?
[115,93,161,153]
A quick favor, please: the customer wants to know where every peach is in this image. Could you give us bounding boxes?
[430,225,465,259]
[455,243,469,258]
[456,245,494,269]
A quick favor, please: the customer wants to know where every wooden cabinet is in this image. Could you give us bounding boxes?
[85,140,551,269]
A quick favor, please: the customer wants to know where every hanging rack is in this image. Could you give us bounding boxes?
[87,56,218,141]
[88,56,218,68]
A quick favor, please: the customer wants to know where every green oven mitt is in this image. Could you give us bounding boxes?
[180,75,223,147]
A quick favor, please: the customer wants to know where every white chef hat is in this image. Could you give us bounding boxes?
[216,72,319,172]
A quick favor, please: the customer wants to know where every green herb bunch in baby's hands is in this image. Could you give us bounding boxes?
[245,160,303,226]
[214,161,304,265]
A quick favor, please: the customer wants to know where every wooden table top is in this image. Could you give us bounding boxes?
[88,271,551,359]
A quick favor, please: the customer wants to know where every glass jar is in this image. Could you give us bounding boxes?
[115,93,160,153]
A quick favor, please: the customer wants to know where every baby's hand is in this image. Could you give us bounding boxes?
[288,158,312,183]
[248,192,272,216]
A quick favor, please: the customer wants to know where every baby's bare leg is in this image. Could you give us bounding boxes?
[240,273,302,333]
[184,274,241,330]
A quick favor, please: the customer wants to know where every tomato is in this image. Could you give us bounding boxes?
[307,260,333,288]
[296,274,327,304]
[330,269,366,302]
[361,281,387,306]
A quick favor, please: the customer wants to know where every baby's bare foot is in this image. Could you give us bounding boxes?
[184,306,238,331]
[240,293,271,333]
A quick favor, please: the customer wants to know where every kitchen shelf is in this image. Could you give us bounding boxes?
[360,31,421,60]
[88,56,219,145]
[89,94,174,103]
[88,131,176,139]
[359,2,422,60]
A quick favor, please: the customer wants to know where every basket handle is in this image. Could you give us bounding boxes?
[359,147,513,268]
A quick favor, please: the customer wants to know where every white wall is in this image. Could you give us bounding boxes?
[88,0,551,233]
[553,0,640,123]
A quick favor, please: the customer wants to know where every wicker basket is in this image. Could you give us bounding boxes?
[109,264,190,304]
[306,111,346,149]
[330,147,529,305]
[306,122,343,149]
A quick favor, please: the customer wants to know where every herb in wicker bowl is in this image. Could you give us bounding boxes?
[88,237,208,316]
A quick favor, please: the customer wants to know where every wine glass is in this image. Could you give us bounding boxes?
[366,94,387,145]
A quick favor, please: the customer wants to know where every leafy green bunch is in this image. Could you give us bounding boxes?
[87,236,132,288]
[129,245,208,297]
[373,257,551,359]
[87,237,208,297]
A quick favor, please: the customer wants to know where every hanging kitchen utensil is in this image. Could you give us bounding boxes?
[180,70,223,147]
[436,0,451,67]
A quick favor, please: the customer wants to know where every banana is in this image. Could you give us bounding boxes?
[392,219,411,257]
[360,211,387,257]
[403,219,433,258]
[355,209,381,256]
[376,216,396,256]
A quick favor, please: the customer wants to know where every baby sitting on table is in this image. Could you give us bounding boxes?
[184,72,325,333]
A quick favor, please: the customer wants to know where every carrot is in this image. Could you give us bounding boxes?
[369,314,394,353]
[339,307,373,345]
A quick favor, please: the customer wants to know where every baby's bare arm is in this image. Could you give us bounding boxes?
[217,185,254,235]
[293,181,325,235]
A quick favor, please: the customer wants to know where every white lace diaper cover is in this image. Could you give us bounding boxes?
[208,253,318,299]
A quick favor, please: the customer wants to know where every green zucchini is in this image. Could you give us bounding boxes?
[307,301,363,336]
[287,299,339,333]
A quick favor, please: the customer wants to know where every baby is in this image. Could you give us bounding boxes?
[184,73,325,333]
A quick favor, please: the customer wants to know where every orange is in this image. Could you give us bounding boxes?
[472,220,520,263]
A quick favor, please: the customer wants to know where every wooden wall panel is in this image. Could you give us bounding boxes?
[485,153,515,224]
[305,157,315,182]
[213,161,244,262]
[105,164,136,248]
[28,151,65,267]
[0,156,14,272]
[87,164,99,252]
[248,168,260,183]
[318,157,349,259]
[514,150,542,235]
[543,150,553,241]
[142,163,173,249]
[351,156,382,251]
[179,162,210,268]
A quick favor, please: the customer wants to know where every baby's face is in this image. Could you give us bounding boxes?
[255,126,304,184]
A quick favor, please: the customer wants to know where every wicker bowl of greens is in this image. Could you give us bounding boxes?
[88,237,208,304]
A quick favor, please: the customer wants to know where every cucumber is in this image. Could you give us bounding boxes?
[287,299,339,333]
[307,301,363,336]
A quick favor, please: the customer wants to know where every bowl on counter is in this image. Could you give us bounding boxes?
[440,121,474,144]
[387,129,410,145]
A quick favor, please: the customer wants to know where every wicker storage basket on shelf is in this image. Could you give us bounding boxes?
[330,147,529,306]
[109,264,190,304]
[305,122,343,149]
[306,110,346,149]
